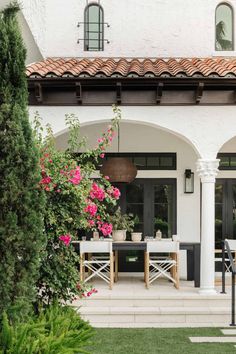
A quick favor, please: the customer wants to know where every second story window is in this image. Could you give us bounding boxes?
[84,4,104,51]
[216,3,234,51]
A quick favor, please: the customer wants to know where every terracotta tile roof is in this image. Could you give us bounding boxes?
[26,57,236,78]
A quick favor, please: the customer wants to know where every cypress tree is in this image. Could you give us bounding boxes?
[0,2,45,317]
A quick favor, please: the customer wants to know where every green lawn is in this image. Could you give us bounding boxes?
[90,328,235,354]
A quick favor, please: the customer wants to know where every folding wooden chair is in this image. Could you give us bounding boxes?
[144,240,180,289]
[80,241,114,289]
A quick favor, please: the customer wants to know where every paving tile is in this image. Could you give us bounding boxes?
[189,336,236,343]
[221,329,236,335]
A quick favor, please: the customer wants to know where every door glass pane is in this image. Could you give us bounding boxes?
[154,184,173,238]
[215,184,223,248]
[126,184,143,203]
[126,183,144,234]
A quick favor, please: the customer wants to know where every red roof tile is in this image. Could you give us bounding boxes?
[26,57,236,78]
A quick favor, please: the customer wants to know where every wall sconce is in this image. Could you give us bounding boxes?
[184,169,194,193]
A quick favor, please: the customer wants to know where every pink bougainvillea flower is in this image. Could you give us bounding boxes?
[98,222,113,236]
[86,288,98,297]
[40,176,52,184]
[112,186,121,199]
[84,203,97,217]
[69,166,82,185]
[88,219,95,227]
[100,153,105,158]
[104,175,110,180]
[90,182,105,201]
[59,234,71,246]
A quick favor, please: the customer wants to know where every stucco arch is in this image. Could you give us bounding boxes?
[55,118,201,158]
[218,134,236,154]
[29,105,236,160]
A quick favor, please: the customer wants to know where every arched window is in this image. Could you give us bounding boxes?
[84,4,104,51]
[216,3,234,51]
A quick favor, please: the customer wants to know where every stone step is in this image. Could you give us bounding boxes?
[73,294,231,308]
[92,322,231,328]
[77,306,231,326]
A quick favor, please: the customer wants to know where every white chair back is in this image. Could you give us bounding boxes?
[225,239,236,251]
[146,240,179,253]
[80,240,112,254]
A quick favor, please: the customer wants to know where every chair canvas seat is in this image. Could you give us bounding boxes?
[80,241,114,289]
[145,240,180,289]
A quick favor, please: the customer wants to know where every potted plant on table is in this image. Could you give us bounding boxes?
[130,215,143,242]
[109,207,135,241]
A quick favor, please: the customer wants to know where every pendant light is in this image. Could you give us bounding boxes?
[100,123,137,183]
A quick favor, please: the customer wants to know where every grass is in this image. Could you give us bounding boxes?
[90,328,235,354]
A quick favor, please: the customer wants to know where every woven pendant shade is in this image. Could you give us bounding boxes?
[100,157,137,183]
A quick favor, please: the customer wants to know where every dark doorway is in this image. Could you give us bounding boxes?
[114,178,177,272]
[215,179,236,248]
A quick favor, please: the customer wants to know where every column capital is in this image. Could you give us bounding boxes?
[196,159,220,183]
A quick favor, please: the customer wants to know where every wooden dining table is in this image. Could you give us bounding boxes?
[72,240,200,287]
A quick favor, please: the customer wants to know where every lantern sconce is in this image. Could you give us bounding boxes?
[184,169,194,193]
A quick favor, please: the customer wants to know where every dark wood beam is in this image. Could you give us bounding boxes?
[116,82,122,104]
[34,83,43,103]
[75,82,82,104]
[195,82,204,104]
[156,82,164,104]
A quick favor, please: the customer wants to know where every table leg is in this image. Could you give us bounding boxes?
[88,253,92,277]
[144,251,146,282]
[110,252,114,290]
[115,250,118,282]
[145,252,150,289]
[194,244,200,288]
[80,253,85,282]
[173,253,180,289]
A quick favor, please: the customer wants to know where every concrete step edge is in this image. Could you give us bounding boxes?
[78,306,231,315]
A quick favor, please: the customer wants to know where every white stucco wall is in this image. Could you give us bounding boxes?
[20,0,236,58]
[28,105,236,160]
[0,0,43,63]
[21,0,46,57]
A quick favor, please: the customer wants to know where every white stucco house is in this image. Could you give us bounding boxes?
[12,0,236,296]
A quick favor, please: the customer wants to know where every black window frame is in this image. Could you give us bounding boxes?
[84,3,104,52]
[215,2,234,51]
[218,153,236,170]
[101,153,177,170]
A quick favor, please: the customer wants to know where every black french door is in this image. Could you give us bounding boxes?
[114,178,177,271]
[215,179,236,248]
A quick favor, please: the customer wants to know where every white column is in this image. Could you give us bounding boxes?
[196,159,219,295]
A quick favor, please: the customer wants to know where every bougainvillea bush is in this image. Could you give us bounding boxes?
[34,106,121,304]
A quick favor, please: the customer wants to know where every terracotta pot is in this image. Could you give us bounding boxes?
[131,232,142,242]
